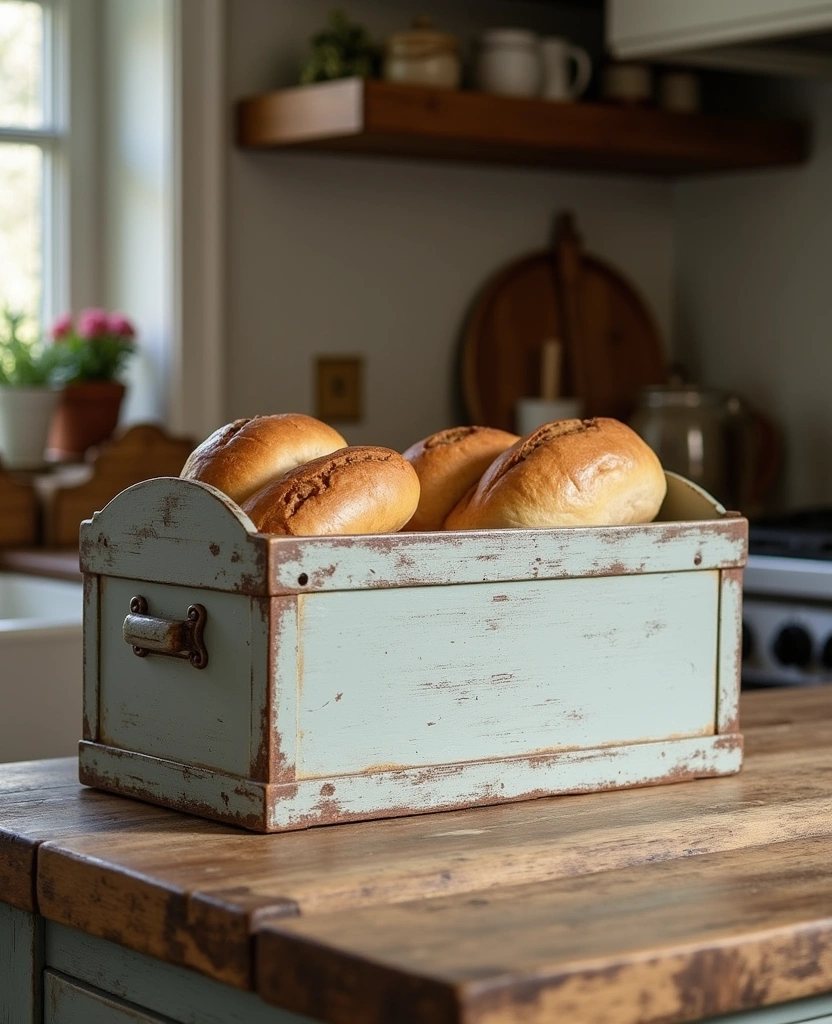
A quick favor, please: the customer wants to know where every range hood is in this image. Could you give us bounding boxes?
[607,1,832,77]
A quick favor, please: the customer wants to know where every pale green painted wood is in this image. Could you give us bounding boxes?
[82,574,99,741]
[81,471,744,830]
[98,578,254,776]
[79,732,741,832]
[296,572,720,777]
[45,972,173,1023]
[45,923,315,1023]
[0,901,43,1024]
[80,479,267,593]
[717,569,743,734]
[80,474,745,597]
[249,597,273,780]
[78,742,269,826]
[270,597,298,780]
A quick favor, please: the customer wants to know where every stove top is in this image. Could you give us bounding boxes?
[749,508,832,561]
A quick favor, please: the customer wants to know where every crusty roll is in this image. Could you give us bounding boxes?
[241,446,420,536]
[444,418,666,531]
[181,414,346,505]
[402,425,519,531]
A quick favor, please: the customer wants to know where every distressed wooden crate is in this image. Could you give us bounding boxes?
[78,472,747,832]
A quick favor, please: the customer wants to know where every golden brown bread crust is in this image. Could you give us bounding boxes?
[241,446,420,536]
[444,418,666,530]
[180,414,347,505]
[402,426,519,531]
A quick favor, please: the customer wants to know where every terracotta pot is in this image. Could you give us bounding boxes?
[47,381,126,461]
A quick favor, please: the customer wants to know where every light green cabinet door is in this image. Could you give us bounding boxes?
[0,902,41,1024]
[45,972,172,1022]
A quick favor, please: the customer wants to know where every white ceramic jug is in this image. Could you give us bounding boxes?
[540,37,592,101]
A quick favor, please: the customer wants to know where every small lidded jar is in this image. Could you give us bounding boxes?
[474,29,542,98]
[383,17,461,90]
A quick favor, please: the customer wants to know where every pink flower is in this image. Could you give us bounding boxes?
[78,308,110,339]
[106,312,136,339]
[50,313,73,340]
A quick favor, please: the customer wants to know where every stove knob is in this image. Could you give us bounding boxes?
[772,625,813,668]
[822,636,832,670]
[741,621,753,660]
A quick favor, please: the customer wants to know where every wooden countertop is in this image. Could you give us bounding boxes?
[0,548,81,581]
[2,686,832,1022]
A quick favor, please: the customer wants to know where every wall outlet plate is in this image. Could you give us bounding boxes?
[315,356,363,421]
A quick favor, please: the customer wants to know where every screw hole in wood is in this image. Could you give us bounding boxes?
[298,573,309,586]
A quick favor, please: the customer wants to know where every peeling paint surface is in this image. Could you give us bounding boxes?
[79,471,747,833]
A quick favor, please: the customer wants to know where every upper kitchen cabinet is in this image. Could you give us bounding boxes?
[607,0,832,75]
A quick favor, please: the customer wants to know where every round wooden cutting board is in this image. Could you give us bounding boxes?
[462,215,667,432]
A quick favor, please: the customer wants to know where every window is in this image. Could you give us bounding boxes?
[0,0,65,332]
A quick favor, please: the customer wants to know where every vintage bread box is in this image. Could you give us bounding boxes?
[78,471,747,832]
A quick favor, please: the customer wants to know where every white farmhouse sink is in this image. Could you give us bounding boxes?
[0,573,83,762]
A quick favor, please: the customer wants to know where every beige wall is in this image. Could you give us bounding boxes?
[226,0,675,452]
[674,79,832,509]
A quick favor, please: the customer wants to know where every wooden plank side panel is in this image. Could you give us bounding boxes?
[249,597,272,782]
[718,567,744,735]
[77,744,269,833]
[270,518,746,593]
[256,837,832,1024]
[0,902,43,1024]
[78,478,268,594]
[270,597,298,784]
[296,573,720,778]
[98,579,254,778]
[82,574,99,742]
[77,732,740,834]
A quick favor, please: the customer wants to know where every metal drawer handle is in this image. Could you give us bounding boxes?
[123,595,209,669]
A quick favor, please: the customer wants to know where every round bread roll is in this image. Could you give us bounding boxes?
[181,414,346,505]
[444,418,666,531]
[402,425,519,531]
[241,446,420,536]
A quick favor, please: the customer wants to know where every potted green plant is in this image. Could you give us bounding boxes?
[0,309,62,470]
[47,308,137,460]
[299,10,379,84]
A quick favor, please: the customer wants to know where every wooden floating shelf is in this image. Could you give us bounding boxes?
[237,78,809,177]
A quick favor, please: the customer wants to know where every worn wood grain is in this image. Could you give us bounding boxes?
[0,760,227,913]
[34,719,832,986]
[236,78,808,176]
[256,836,832,1024]
[78,478,266,594]
[295,572,719,777]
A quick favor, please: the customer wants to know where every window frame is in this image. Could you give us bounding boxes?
[0,0,98,328]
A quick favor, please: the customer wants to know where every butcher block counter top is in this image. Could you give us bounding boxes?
[3,686,832,1024]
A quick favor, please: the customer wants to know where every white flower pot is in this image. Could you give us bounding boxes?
[0,386,61,470]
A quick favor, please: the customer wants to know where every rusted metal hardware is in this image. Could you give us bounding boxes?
[123,595,208,669]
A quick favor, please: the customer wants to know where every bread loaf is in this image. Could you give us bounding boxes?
[242,446,420,536]
[402,425,519,531]
[181,414,346,505]
[444,418,666,530]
